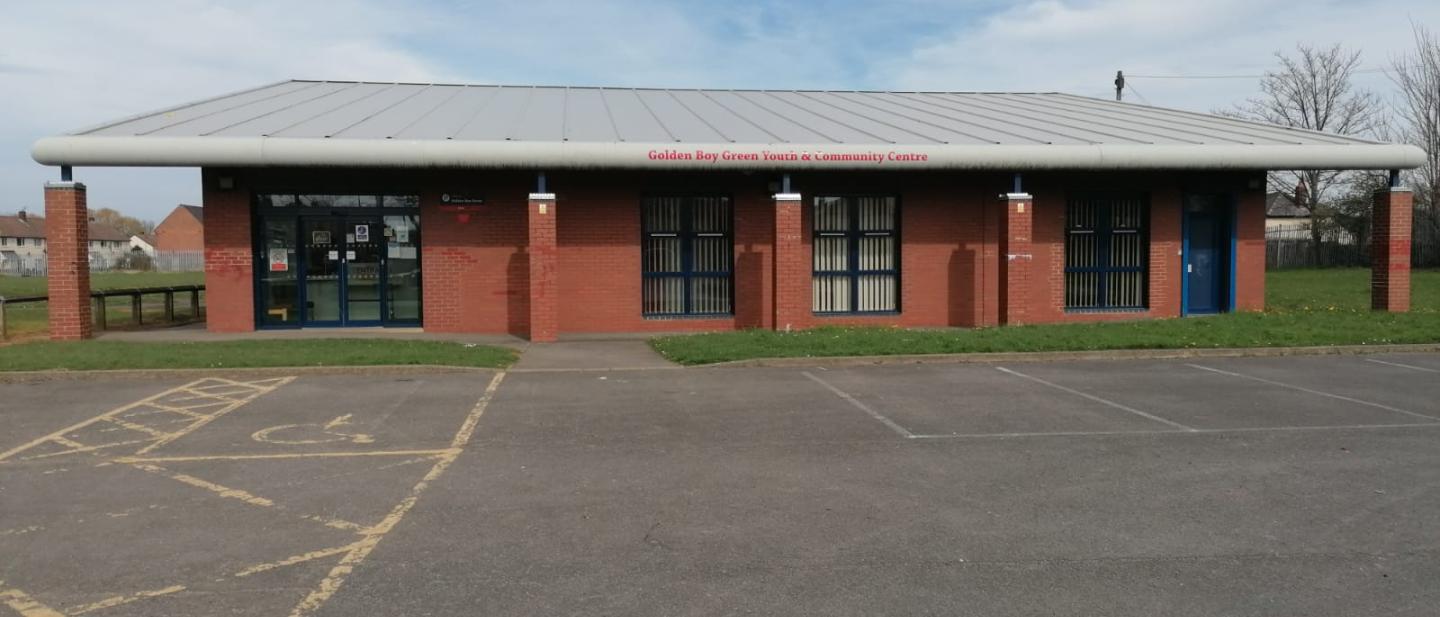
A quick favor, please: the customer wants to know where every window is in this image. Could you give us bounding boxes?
[641,196,733,316]
[1065,194,1148,310]
[813,196,899,314]
[255,194,418,210]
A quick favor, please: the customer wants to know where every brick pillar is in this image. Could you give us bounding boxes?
[998,192,1034,326]
[1371,187,1413,312]
[772,192,806,331]
[527,192,559,342]
[44,181,93,340]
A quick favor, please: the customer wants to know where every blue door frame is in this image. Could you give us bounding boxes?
[1181,193,1238,315]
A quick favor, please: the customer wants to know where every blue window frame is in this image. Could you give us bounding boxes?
[1065,194,1148,310]
[813,195,899,314]
[641,195,733,316]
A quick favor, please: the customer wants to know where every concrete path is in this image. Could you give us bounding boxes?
[511,340,679,371]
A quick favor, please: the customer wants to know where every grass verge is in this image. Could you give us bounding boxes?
[0,339,516,372]
[651,269,1440,365]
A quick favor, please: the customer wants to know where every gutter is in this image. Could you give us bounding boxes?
[31,136,1428,171]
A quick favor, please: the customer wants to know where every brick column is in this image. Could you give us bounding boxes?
[998,192,1034,326]
[44,181,93,340]
[527,192,559,342]
[772,192,806,331]
[1371,187,1413,312]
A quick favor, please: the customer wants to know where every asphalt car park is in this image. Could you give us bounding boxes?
[2,353,1439,616]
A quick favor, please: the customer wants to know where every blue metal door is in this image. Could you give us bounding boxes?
[1184,195,1230,314]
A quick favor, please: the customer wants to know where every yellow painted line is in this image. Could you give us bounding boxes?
[101,416,174,439]
[288,371,507,617]
[233,542,362,578]
[132,377,296,456]
[301,515,366,533]
[19,439,148,462]
[67,585,185,615]
[128,462,276,508]
[0,585,64,617]
[115,449,457,464]
[51,436,86,449]
[0,377,292,463]
[123,404,208,420]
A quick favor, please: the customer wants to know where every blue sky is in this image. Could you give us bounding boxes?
[2,0,1436,222]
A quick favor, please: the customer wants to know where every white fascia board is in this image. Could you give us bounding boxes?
[32,136,1427,171]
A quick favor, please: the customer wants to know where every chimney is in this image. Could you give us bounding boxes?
[18,209,26,222]
[1294,178,1309,207]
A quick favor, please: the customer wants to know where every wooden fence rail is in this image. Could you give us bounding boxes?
[0,284,205,340]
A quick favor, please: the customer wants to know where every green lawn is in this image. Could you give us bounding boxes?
[1,272,205,337]
[651,269,1440,365]
[0,339,516,371]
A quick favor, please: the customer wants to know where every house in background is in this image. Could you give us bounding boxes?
[0,209,132,269]
[153,204,204,251]
[130,233,157,256]
[1265,192,1312,233]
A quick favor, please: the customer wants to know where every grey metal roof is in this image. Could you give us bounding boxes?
[32,80,1426,171]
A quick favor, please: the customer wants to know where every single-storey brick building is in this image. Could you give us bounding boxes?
[32,80,1424,341]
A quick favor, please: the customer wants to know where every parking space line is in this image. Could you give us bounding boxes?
[0,377,295,464]
[232,542,363,578]
[1365,358,1440,373]
[1187,364,1440,422]
[287,370,509,617]
[995,366,1197,432]
[114,449,457,464]
[0,584,64,617]
[66,585,186,615]
[802,371,915,438]
[911,422,1440,439]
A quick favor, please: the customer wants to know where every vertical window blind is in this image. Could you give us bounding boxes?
[1065,194,1148,310]
[642,195,733,316]
[813,196,899,314]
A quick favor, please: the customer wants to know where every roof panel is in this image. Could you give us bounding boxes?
[274,83,431,138]
[38,80,1419,171]
[83,81,316,136]
[451,86,532,140]
[601,90,676,142]
[392,86,499,139]
[634,90,726,143]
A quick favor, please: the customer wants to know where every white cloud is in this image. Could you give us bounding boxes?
[0,0,451,219]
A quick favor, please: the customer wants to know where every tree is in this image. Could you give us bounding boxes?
[1391,25,1440,213]
[1228,43,1384,256]
[89,208,153,238]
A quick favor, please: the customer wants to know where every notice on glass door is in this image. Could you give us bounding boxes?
[355,224,370,242]
[268,248,289,272]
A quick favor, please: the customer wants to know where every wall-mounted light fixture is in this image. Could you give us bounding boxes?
[217,175,236,190]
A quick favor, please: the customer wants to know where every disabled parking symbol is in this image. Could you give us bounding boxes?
[251,414,376,445]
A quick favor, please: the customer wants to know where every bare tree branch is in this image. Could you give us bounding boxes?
[1391,24,1440,211]
[1229,43,1383,253]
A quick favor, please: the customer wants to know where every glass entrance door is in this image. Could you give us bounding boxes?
[302,218,344,325]
[254,193,422,328]
[344,217,384,325]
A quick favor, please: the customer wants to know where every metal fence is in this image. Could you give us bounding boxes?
[1266,208,1440,269]
[0,251,204,277]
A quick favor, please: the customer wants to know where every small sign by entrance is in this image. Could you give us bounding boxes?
[312,230,332,245]
[440,193,484,205]
[354,224,370,242]
[268,248,289,272]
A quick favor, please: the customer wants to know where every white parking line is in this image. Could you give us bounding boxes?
[1365,358,1440,373]
[1186,364,1440,422]
[994,366,1197,432]
[910,422,1440,440]
[802,371,915,439]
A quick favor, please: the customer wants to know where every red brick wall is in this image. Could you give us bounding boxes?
[196,168,1269,335]
[419,178,531,335]
[1235,175,1268,312]
[154,207,205,251]
[202,169,254,332]
[43,182,92,340]
[1371,188,1414,312]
